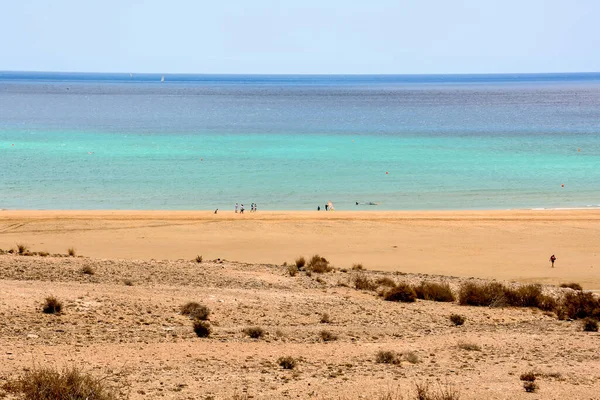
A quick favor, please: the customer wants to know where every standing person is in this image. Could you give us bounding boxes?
[318,206,320,211]
[325,204,328,211]
[549,254,556,268]
[235,203,239,213]
[254,203,257,212]
[240,204,244,214]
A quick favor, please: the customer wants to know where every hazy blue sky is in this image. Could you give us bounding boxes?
[1,0,598,74]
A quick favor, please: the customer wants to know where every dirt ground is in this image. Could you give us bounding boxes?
[1,254,598,399]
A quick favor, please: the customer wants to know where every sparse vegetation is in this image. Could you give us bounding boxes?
[306,254,332,273]
[42,296,62,314]
[39,251,49,257]
[320,313,330,323]
[557,291,600,320]
[414,381,460,400]
[67,247,76,257]
[193,320,211,337]
[375,350,399,364]
[383,283,417,303]
[449,314,466,326]
[278,356,296,369]
[287,264,298,276]
[457,341,481,351]
[354,273,378,291]
[181,302,210,320]
[560,282,583,291]
[123,279,134,286]
[582,317,599,332]
[81,265,95,275]
[243,326,265,339]
[414,281,455,302]
[319,330,338,342]
[458,282,556,311]
[295,256,306,269]
[17,243,29,255]
[2,366,118,400]
[403,351,420,364]
[195,255,203,263]
[352,263,364,270]
[375,277,396,287]
[520,371,537,393]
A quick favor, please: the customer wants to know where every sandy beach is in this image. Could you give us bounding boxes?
[1,209,599,289]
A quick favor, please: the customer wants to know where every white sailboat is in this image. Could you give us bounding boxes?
[160,75,165,82]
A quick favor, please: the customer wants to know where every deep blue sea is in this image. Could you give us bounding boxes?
[1,72,600,210]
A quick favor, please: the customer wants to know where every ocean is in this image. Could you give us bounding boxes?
[1,72,600,210]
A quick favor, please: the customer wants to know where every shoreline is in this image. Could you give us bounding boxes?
[1,209,599,289]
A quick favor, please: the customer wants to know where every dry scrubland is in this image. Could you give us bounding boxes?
[0,251,599,400]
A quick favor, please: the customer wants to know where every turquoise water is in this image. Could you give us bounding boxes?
[1,73,600,210]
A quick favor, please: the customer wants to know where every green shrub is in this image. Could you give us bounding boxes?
[414,281,455,302]
[383,283,416,303]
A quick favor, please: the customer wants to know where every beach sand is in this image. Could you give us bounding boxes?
[1,209,599,289]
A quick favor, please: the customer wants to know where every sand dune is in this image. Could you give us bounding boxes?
[1,209,599,289]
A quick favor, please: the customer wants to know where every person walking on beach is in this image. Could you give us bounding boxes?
[550,254,556,268]
[240,204,245,214]
[235,203,239,213]
[325,204,328,211]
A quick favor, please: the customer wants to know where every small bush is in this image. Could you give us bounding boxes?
[319,330,338,342]
[403,351,419,364]
[558,291,600,320]
[414,281,455,302]
[295,256,306,269]
[39,251,49,257]
[523,381,538,393]
[67,247,76,257]
[414,381,460,400]
[17,243,29,255]
[560,282,583,291]
[195,255,203,263]
[458,282,508,307]
[520,371,536,382]
[123,279,134,286]
[3,366,118,400]
[375,277,396,287]
[181,302,210,320]
[243,326,265,339]
[457,341,481,351]
[278,356,296,369]
[306,254,332,273]
[81,265,95,275]
[287,264,298,276]
[449,314,465,326]
[320,313,330,323]
[354,273,378,291]
[375,350,399,364]
[42,297,62,314]
[352,263,364,270]
[193,320,211,337]
[582,318,599,332]
[383,283,416,303]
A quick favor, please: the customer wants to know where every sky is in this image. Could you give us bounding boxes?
[1,0,598,74]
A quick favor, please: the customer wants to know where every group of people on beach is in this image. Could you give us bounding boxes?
[235,203,257,214]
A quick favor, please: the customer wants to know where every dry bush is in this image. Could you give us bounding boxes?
[42,297,62,314]
[193,320,211,337]
[352,263,364,270]
[458,282,508,307]
[519,371,536,382]
[320,313,330,323]
[375,350,400,364]
[582,317,599,332]
[414,281,455,302]
[354,273,378,291]
[558,291,600,320]
[319,330,338,342]
[520,371,537,393]
[39,251,49,257]
[457,341,481,351]
[16,243,29,255]
[195,255,203,263]
[383,283,416,303]
[278,356,296,369]
[243,326,265,339]
[306,254,332,273]
[403,351,420,364]
[295,256,306,269]
[81,265,95,275]
[123,279,134,286]
[180,302,210,320]
[287,264,298,276]
[560,282,583,291]
[449,314,465,326]
[67,247,76,257]
[375,277,397,287]
[414,381,460,400]
[2,366,119,400]
[522,381,538,393]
